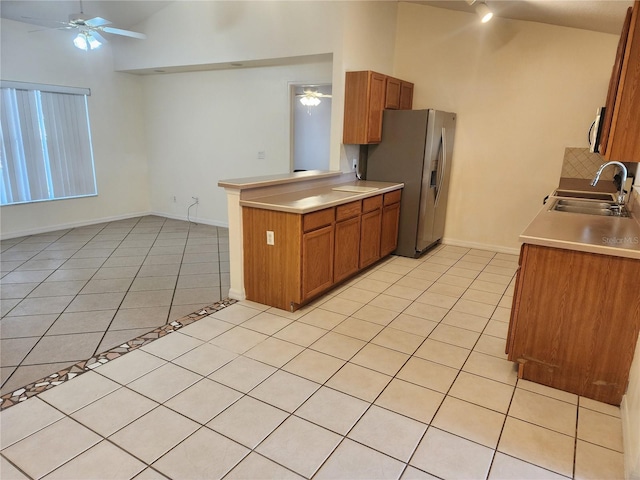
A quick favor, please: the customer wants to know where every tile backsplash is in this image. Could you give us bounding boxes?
[561,147,613,181]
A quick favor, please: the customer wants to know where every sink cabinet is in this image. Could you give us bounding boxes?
[243,191,401,311]
[599,0,640,162]
[343,71,414,144]
[507,243,640,405]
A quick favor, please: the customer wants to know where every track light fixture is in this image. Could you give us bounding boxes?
[466,0,494,23]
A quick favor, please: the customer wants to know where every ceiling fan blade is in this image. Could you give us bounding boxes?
[102,26,147,39]
[90,30,108,44]
[85,17,111,27]
[28,26,73,33]
[20,16,72,28]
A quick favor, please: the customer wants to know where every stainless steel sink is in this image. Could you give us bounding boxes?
[553,189,617,201]
[550,198,630,217]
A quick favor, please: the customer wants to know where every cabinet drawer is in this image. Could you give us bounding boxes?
[362,195,383,213]
[303,208,334,232]
[384,190,401,205]
[336,201,361,221]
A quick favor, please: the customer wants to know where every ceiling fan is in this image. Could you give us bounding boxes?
[25,1,147,51]
[296,88,332,107]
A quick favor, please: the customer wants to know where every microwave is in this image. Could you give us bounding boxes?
[589,106,606,153]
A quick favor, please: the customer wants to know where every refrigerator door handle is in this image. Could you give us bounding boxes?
[434,127,446,208]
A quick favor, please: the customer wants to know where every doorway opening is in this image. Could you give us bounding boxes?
[290,83,332,172]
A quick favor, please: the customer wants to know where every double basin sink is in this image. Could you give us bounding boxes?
[550,189,630,217]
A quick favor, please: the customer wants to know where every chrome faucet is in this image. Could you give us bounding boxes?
[591,161,628,205]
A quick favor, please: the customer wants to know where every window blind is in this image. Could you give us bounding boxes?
[0,82,97,206]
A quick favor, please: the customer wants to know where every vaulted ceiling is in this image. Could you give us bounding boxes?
[0,0,632,36]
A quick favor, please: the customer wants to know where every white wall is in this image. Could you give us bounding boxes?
[114,1,398,175]
[113,1,343,72]
[0,19,150,238]
[0,1,400,234]
[393,4,619,251]
[142,61,333,224]
[4,1,620,246]
[120,0,399,225]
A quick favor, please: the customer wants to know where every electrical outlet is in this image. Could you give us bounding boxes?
[192,196,199,204]
[258,151,266,160]
[352,159,357,171]
[266,230,275,245]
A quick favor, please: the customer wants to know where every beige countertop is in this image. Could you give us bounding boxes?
[520,195,640,260]
[240,180,404,214]
[218,170,342,190]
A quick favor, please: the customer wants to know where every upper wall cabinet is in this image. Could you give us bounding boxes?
[600,0,640,162]
[343,71,414,144]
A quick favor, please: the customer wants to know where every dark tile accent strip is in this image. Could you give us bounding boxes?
[0,298,237,410]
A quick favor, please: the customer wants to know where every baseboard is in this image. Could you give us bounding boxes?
[148,211,229,229]
[441,237,521,256]
[227,287,246,302]
[0,211,150,240]
[1,211,230,240]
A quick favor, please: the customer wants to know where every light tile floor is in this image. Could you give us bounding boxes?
[0,245,625,479]
[0,216,229,395]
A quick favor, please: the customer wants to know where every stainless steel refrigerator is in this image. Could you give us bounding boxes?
[366,109,456,258]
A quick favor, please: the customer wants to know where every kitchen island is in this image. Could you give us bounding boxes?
[507,189,640,404]
[219,171,403,310]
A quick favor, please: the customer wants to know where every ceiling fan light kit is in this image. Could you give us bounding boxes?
[24,0,147,52]
[299,95,321,107]
[297,88,331,106]
[73,31,101,51]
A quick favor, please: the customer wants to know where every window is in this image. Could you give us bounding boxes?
[0,81,97,206]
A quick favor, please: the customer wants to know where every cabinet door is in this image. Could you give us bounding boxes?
[380,202,400,257]
[302,225,334,300]
[359,209,382,268]
[334,216,361,283]
[399,81,414,110]
[602,1,640,162]
[366,72,387,144]
[385,77,401,109]
[600,5,633,155]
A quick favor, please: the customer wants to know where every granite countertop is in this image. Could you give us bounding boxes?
[240,180,404,214]
[520,194,640,260]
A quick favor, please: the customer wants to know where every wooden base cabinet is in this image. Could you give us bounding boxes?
[506,243,640,405]
[243,191,401,311]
